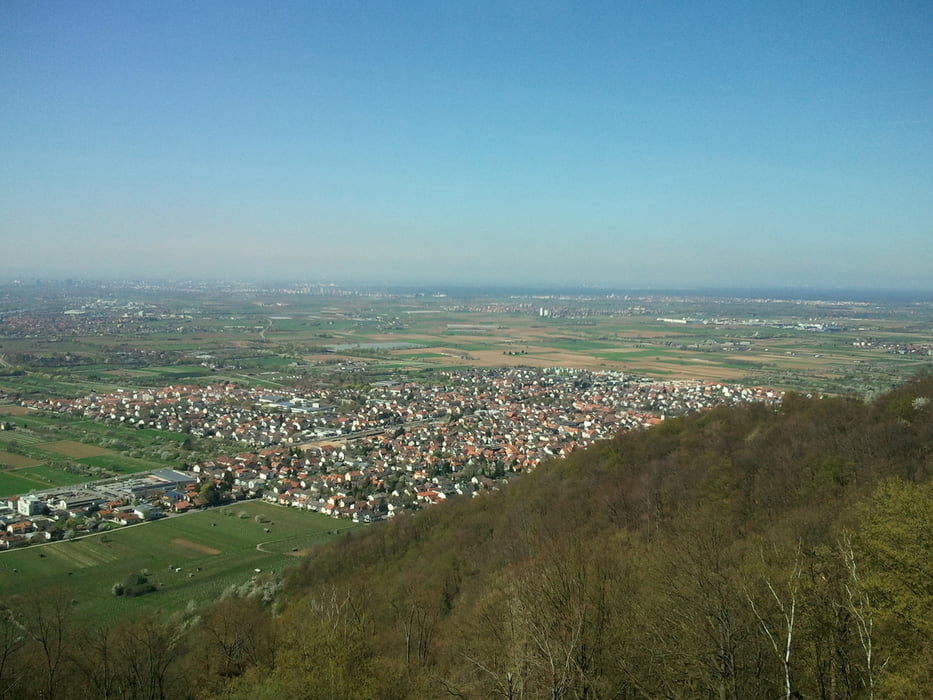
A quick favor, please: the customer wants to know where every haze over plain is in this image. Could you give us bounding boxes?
[1,1,931,289]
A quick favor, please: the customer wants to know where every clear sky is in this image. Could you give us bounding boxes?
[2,1,931,289]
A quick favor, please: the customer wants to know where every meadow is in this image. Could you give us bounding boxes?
[0,500,360,624]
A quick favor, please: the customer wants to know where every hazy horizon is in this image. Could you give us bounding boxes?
[2,2,931,289]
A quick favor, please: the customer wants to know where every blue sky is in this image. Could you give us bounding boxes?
[2,1,931,289]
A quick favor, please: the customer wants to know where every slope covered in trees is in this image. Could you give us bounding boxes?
[2,374,932,699]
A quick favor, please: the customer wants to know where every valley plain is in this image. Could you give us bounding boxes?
[0,280,930,623]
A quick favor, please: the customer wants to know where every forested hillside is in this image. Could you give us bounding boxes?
[3,375,932,699]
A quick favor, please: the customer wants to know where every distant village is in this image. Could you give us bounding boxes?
[4,368,782,547]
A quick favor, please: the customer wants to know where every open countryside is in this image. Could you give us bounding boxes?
[0,500,358,622]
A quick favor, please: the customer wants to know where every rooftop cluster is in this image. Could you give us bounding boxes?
[20,369,782,523]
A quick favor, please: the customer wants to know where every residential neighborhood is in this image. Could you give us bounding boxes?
[1,369,783,544]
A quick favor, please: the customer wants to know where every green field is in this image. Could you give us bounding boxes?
[17,464,89,487]
[75,455,128,468]
[0,501,361,623]
[0,470,47,495]
[0,468,80,494]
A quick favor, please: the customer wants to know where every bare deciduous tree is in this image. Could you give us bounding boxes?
[745,541,803,700]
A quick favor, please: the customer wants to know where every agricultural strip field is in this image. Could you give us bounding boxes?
[0,405,31,416]
[372,323,933,389]
[0,500,361,624]
[40,440,113,458]
[0,451,42,468]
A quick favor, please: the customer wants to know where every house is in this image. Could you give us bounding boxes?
[173,500,193,513]
[0,534,25,549]
[6,520,35,536]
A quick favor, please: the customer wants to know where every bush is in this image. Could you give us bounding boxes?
[122,570,157,598]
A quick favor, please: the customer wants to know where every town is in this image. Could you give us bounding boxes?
[1,367,782,546]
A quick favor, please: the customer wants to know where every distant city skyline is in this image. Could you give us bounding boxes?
[2,1,931,289]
